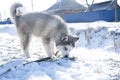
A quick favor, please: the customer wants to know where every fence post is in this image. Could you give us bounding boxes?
[115,0,118,22]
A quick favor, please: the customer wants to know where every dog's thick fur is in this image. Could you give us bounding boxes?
[10,3,79,58]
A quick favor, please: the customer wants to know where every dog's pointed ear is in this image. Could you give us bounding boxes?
[61,35,68,42]
[73,36,79,42]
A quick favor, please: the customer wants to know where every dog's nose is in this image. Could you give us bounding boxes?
[64,47,68,51]
[64,55,69,58]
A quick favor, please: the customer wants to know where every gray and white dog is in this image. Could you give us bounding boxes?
[10,3,79,59]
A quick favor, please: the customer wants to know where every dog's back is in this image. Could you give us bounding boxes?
[10,3,69,37]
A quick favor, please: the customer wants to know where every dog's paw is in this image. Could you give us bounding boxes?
[49,51,63,61]
[54,51,63,58]
[51,55,57,61]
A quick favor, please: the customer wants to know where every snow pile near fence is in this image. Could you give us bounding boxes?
[69,21,120,53]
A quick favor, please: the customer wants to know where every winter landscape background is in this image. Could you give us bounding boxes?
[0,21,120,80]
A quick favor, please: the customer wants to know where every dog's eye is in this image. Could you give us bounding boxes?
[64,47,68,51]
[61,36,68,42]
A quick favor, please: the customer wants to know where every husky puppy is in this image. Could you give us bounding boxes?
[10,3,79,59]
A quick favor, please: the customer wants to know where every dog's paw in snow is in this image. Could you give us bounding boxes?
[54,51,63,58]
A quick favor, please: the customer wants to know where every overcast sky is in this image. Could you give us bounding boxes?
[0,0,120,20]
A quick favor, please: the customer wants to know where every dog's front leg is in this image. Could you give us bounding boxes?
[42,38,51,57]
[20,33,30,58]
[42,38,62,60]
[49,39,62,59]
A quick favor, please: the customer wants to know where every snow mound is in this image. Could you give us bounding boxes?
[0,22,120,80]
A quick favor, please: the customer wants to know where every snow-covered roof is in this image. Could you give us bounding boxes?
[46,0,87,16]
[47,0,86,11]
[89,0,120,11]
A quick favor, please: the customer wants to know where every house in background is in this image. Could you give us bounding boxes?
[46,0,120,22]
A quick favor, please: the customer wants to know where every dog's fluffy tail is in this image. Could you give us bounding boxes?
[10,3,23,23]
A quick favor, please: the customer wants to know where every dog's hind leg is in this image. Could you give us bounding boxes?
[20,33,31,58]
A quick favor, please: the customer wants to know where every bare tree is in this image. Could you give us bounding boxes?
[0,13,1,21]
[85,0,95,11]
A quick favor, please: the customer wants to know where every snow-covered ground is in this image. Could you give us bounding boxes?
[0,21,120,80]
